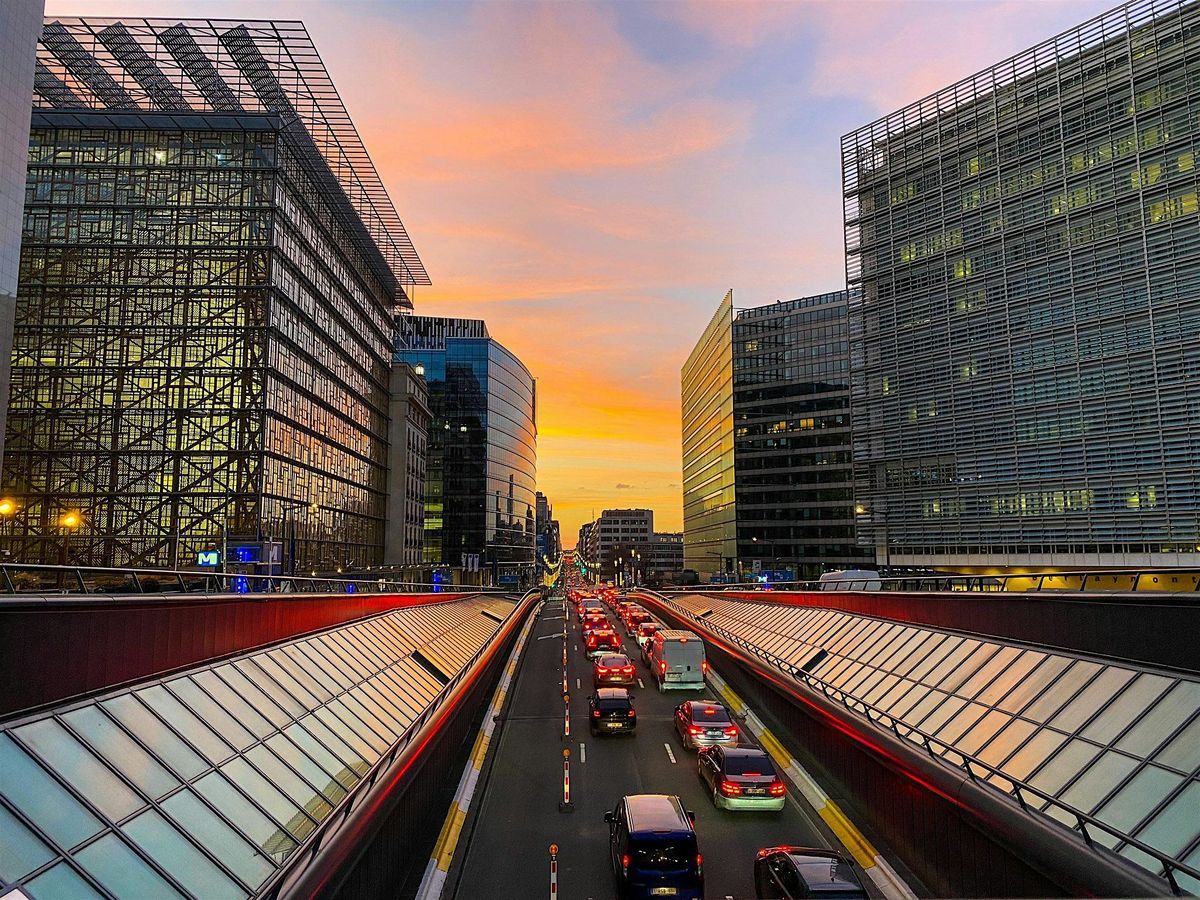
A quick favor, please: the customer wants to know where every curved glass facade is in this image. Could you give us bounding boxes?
[395,316,537,579]
[842,0,1200,569]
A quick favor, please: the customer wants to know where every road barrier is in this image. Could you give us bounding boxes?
[559,748,573,812]
[549,844,559,900]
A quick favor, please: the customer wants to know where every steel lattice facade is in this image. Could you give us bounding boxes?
[1,18,427,569]
[842,0,1200,570]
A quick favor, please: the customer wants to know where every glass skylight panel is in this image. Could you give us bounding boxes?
[1079,672,1173,744]
[1058,750,1139,813]
[61,706,180,800]
[1028,739,1105,795]
[996,655,1069,714]
[193,771,297,863]
[993,726,1069,780]
[1155,713,1200,773]
[0,734,104,850]
[124,808,246,899]
[22,862,103,900]
[137,684,234,765]
[0,803,54,884]
[1051,667,1137,733]
[75,832,184,898]
[1022,660,1100,720]
[1130,780,1200,861]
[160,789,275,889]
[1094,765,1185,836]
[1116,681,1200,757]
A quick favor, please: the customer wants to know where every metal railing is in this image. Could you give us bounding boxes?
[0,562,514,598]
[636,588,1199,895]
[661,567,1200,594]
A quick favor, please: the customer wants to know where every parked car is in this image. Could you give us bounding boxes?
[594,653,637,687]
[754,847,868,899]
[589,688,637,735]
[698,746,785,812]
[674,699,739,750]
[647,630,707,691]
[605,794,703,899]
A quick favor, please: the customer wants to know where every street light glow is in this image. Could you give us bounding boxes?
[59,511,82,529]
[0,499,15,516]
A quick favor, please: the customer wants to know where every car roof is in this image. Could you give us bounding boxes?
[624,794,690,832]
[685,699,726,712]
[598,654,630,663]
[722,747,768,759]
[596,687,630,700]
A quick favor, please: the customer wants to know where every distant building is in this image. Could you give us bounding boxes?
[0,2,42,466]
[577,521,594,569]
[644,532,684,585]
[534,491,561,575]
[385,363,430,567]
[683,290,865,581]
[843,0,1200,571]
[591,508,654,582]
[395,315,537,583]
[3,17,429,570]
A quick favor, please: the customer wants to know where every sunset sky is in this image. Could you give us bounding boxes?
[48,0,1114,544]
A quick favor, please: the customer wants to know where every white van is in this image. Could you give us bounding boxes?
[647,630,707,692]
[818,569,882,591]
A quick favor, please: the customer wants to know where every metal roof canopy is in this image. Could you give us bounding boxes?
[34,17,430,305]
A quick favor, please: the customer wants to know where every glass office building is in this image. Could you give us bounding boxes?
[2,18,429,570]
[394,315,537,582]
[682,290,737,578]
[842,0,1200,570]
[0,2,43,465]
[733,291,870,579]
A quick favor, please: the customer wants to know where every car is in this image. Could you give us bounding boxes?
[647,630,707,691]
[634,621,661,654]
[577,599,605,621]
[586,628,621,657]
[674,699,739,750]
[754,847,868,899]
[594,653,637,687]
[589,688,637,735]
[605,794,703,899]
[622,607,652,635]
[581,609,608,632]
[698,746,786,811]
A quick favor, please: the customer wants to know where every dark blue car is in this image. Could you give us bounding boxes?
[606,794,704,899]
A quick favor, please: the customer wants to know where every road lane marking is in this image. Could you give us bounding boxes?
[576,678,580,690]
[664,743,676,764]
[579,742,586,763]
[574,644,578,651]
[537,633,560,640]
[705,667,916,900]
[638,678,645,689]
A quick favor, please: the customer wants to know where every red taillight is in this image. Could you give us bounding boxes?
[696,853,703,869]
[621,853,630,872]
[592,710,600,718]
[622,666,634,674]
[627,709,636,717]
[659,661,667,674]
[596,666,609,673]
[719,779,742,796]
[702,659,709,674]
[723,726,739,737]
[769,780,786,796]
[688,725,703,735]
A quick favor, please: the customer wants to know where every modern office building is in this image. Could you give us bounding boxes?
[590,508,654,582]
[683,289,867,581]
[842,0,1200,571]
[681,290,737,577]
[384,362,430,567]
[394,315,537,583]
[2,18,430,571]
[534,491,561,576]
[644,531,684,585]
[0,2,43,466]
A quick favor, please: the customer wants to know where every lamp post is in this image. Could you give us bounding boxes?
[57,511,83,583]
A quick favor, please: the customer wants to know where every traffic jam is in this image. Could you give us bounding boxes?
[561,570,870,900]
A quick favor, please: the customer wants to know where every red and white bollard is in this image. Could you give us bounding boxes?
[549,843,559,899]
[559,748,573,811]
[563,691,570,737]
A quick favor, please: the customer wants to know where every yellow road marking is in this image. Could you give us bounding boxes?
[432,804,466,871]
[471,732,491,769]
[820,800,879,869]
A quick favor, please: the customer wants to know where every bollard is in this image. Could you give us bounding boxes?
[549,843,558,899]
[559,748,573,812]
[563,691,570,738]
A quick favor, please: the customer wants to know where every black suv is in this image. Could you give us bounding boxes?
[754,847,867,899]
[605,794,703,899]
[589,688,637,735]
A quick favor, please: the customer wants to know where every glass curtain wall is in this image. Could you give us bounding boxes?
[682,290,737,578]
[733,292,869,579]
[842,0,1200,569]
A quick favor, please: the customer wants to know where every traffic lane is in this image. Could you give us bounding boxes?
[581,609,830,899]
[453,599,618,899]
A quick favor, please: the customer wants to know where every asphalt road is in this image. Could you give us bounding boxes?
[450,595,831,899]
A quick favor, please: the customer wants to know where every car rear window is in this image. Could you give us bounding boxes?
[791,857,864,894]
[599,655,629,666]
[691,705,729,723]
[597,699,631,712]
[723,754,776,776]
[631,839,696,870]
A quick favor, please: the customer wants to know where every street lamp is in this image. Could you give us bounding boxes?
[57,510,83,571]
[0,498,16,517]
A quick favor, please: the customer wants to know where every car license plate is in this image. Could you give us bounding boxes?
[745,787,766,795]
[606,721,623,728]
[707,730,724,737]
[665,673,681,681]
[650,889,677,896]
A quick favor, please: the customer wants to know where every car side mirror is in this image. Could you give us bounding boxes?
[604,811,615,824]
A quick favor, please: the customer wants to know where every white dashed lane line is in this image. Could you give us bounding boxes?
[580,742,586,764]
[638,678,645,689]
[576,678,580,690]
[664,743,677,764]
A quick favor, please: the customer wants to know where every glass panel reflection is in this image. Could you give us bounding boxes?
[23,861,105,900]
[161,789,275,889]
[1059,751,1139,814]
[0,802,55,883]
[15,719,143,822]
[123,808,245,899]
[75,832,184,899]
[62,706,179,801]
[194,771,297,863]
[0,734,103,850]
[1117,682,1200,758]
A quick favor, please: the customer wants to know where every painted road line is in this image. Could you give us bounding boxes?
[638,678,645,689]
[579,742,586,764]
[415,606,538,900]
[664,743,677,764]
[706,668,916,900]
[576,678,580,690]
[537,633,560,641]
